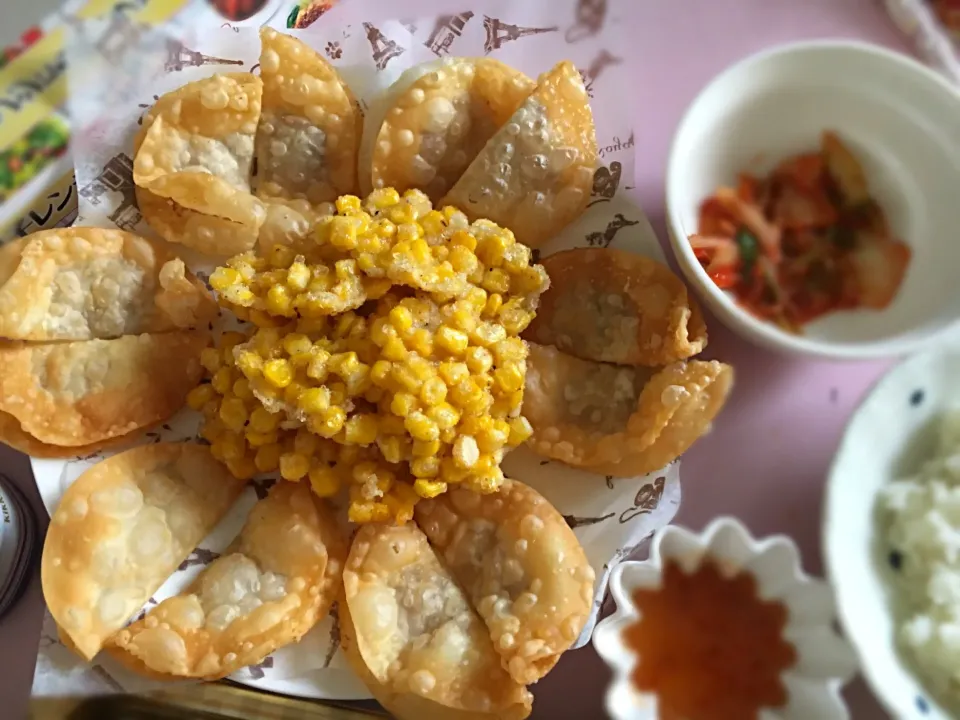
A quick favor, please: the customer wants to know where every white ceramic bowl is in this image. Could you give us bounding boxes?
[665,40,960,359]
[594,517,857,720]
[825,343,960,719]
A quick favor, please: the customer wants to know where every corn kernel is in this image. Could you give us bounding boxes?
[411,457,440,478]
[297,387,330,414]
[494,365,525,393]
[390,392,417,417]
[378,435,406,464]
[232,378,254,401]
[245,429,278,447]
[453,435,480,468]
[412,438,441,457]
[226,455,257,480]
[508,416,534,445]
[448,245,479,274]
[484,293,504,317]
[427,402,460,430]
[413,478,448,499]
[217,431,246,462]
[419,377,447,405]
[472,322,507,347]
[186,383,216,411]
[392,364,422,394]
[293,429,318,457]
[440,457,468,483]
[279,452,311,481]
[407,328,433,357]
[309,466,341,497]
[451,229,477,251]
[405,411,439,442]
[266,284,295,316]
[465,347,493,375]
[248,406,279,433]
[211,367,234,394]
[283,333,312,356]
[389,305,414,334]
[344,414,379,445]
[263,359,293,388]
[254,443,282,472]
[210,266,242,291]
[234,351,262,379]
[200,347,221,373]
[371,359,393,386]
[311,406,346,438]
[349,502,392,524]
[219,397,249,431]
[436,326,469,355]
[336,194,362,215]
[382,336,407,362]
[438,361,469,386]
[269,243,296,268]
[306,350,331,381]
[287,259,311,291]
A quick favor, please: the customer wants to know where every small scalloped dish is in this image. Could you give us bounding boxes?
[593,517,857,720]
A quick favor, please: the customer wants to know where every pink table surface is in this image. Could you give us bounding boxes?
[0,0,920,718]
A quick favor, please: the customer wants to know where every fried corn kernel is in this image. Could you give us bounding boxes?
[195,189,549,518]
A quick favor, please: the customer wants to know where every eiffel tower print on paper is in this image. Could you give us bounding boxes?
[424,12,475,56]
[566,0,607,43]
[364,22,405,71]
[164,39,245,73]
[482,16,558,54]
[579,49,622,98]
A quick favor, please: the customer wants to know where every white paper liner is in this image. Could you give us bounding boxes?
[32,0,682,700]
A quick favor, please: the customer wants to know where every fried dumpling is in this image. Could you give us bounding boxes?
[341,602,527,720]
[41,443,247,660]
[133,73,266,239]
[0,409,136,458]
[524,247,707,366]
[108,481,346,679]
[441,61,597,249]
[135,187,260,257]
[343,524,532,718]
[255,28,362,205]
[0,331,207,448]
[0,227,216,341]
[523,343,733,475]
[367,58,535,202]
[415,479,594,685]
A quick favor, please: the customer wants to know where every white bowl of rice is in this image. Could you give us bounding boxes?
[825,342,960,719]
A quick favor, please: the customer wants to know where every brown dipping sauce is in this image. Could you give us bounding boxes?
[623,557,797,720]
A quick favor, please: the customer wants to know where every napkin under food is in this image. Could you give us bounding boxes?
[33,0,680,700]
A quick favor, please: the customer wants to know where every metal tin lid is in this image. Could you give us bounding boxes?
[0,474,37,619]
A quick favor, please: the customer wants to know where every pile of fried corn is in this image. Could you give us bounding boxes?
[188,188,549,523]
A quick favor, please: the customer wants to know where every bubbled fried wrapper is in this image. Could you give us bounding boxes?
[46,0,678,700]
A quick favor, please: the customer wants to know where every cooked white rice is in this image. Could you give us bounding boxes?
[879,411,960,703]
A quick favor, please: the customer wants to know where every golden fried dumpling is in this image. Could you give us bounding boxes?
[0,331,207,449]
[255,28,362,205]
[0,227,215,341]
[441,61,597,249]
[133,73,266,247]
[416,480,594,685]
[524,248,707,366]
[108,481,346,679]
[341,602,526,720]
[367,58,535,202]
[523,343,733,476]
[343,524,532,719]
[41,443,247,660]
[0,409,135,458]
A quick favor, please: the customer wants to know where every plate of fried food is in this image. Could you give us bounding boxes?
[20,18,735,713]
